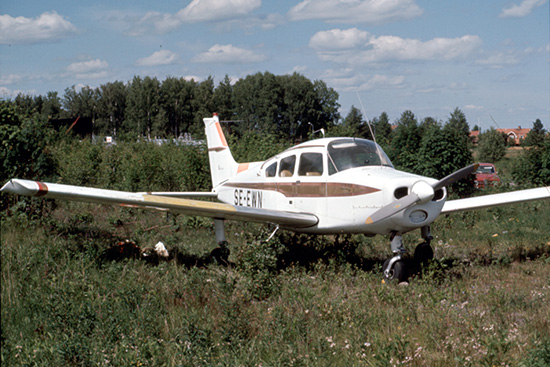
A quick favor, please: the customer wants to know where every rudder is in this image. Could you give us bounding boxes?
[203,113,239,188]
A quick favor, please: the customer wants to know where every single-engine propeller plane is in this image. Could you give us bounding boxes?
[2,113,549,281]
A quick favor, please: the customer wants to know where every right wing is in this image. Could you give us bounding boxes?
[441,186,550,214]
[1,179,318,228]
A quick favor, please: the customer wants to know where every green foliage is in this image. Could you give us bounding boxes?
[0,103,57,184]
[416,120,474,196]
[523,119,546,147]
[511,134,550,186]
[477,127,507,162]
[389,110,421,172]
[228,129,291,162]
[2,202,549,365]
[54,139,210,191]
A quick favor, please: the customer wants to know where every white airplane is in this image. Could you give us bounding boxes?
[2,113,549,281]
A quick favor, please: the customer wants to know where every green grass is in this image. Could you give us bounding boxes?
[2,201,550,366]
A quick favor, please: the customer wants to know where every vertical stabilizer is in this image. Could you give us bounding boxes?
[204,113,239,188]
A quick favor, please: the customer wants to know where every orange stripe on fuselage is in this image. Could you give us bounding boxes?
[237,163,249,173]
[215,122,228,147]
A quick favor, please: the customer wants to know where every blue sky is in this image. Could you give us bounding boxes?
[1,0,548,130]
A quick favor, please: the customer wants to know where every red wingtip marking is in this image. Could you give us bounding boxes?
[35,182,48,197]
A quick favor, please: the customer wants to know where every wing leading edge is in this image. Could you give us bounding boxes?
[441,186,550,214]
[1,179,318,228]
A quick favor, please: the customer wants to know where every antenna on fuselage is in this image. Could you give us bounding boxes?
[356,91,377,144]
[308,122,325,139]
[356,92,384,167]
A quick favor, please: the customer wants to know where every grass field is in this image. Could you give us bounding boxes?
[1,193,549,366]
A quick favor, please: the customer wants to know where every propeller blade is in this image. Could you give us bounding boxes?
[433,163,479,191]
[365,164,478,225]
[365,193,419,225]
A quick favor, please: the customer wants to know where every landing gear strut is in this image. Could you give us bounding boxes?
[382,231,407,282]
[210,219,230,265]
[382,226,435,283]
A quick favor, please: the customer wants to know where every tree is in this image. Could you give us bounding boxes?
[523,119,546,147]
[62,85,97,120]
[213,75,234,122]
[125,76,161,138]
[512,133,550,186]
[389,110,421,172]
[96,81,126,137]
[477,127,507,162]
[416,123,474,196]
[445,108,470,142]
[331,105,362,137]
[191,77,215,138]
[159,77,194,138]
[368,112,393,149]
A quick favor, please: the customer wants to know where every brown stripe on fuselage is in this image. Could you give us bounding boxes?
[222,182,379,198]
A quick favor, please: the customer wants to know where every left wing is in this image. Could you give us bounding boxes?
[1,179,318,228]
[441,186,550,214]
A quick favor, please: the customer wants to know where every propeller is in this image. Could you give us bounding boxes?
[365,163,479,225]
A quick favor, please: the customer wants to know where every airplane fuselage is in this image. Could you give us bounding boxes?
[214,138,446,235]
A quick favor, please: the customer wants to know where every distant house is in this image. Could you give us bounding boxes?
[498,126,530,145]
[469,126,531,146]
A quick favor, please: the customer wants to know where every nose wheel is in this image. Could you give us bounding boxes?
[382,256,407,282]
[382,226,434,283]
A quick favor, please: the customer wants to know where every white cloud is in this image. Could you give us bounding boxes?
[309,28,369,50]
[311,29,482,65]
[0,74,22,85]
[66,59,109,79]
[177,0,261,22]
[288,0,423,24]
[500,0,546,18]
[0,11,77,45]
[193,44,266,63]
[475,51,520,68]
[323,70,406,92]
[115,0,261,36]
[137,50,179,66]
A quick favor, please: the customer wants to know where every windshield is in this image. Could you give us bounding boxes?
[327,138,393,174]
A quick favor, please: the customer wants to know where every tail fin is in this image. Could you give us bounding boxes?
[204,113,239,188]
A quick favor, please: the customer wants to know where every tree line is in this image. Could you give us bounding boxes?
[6,72,340,141]
[1,71,548,200]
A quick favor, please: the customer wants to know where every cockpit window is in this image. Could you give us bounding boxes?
[265,162,277,177]
[298,153,323,176]
[327,138,393,175]
[279,155,296,177]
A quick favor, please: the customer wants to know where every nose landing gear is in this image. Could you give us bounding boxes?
[382,226,434,283]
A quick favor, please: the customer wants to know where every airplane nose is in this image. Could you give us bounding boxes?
[411,180,434,204]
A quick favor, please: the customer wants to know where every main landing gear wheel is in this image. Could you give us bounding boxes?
[210,241,230,266]
[382,258,407,283]
[414,242,434,265]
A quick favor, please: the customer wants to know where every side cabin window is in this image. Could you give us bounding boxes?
[279,155,296,177]
[265,161,277,177]
[298,153,323,176]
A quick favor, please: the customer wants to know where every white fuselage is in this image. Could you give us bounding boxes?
[214,138,446,235]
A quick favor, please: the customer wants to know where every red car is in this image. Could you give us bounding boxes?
[475,163,501,188]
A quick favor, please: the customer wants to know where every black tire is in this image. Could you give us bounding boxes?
[383,258,408,283]
[414,242,434,265]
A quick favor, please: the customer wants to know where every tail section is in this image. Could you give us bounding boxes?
[204,113,239,188]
